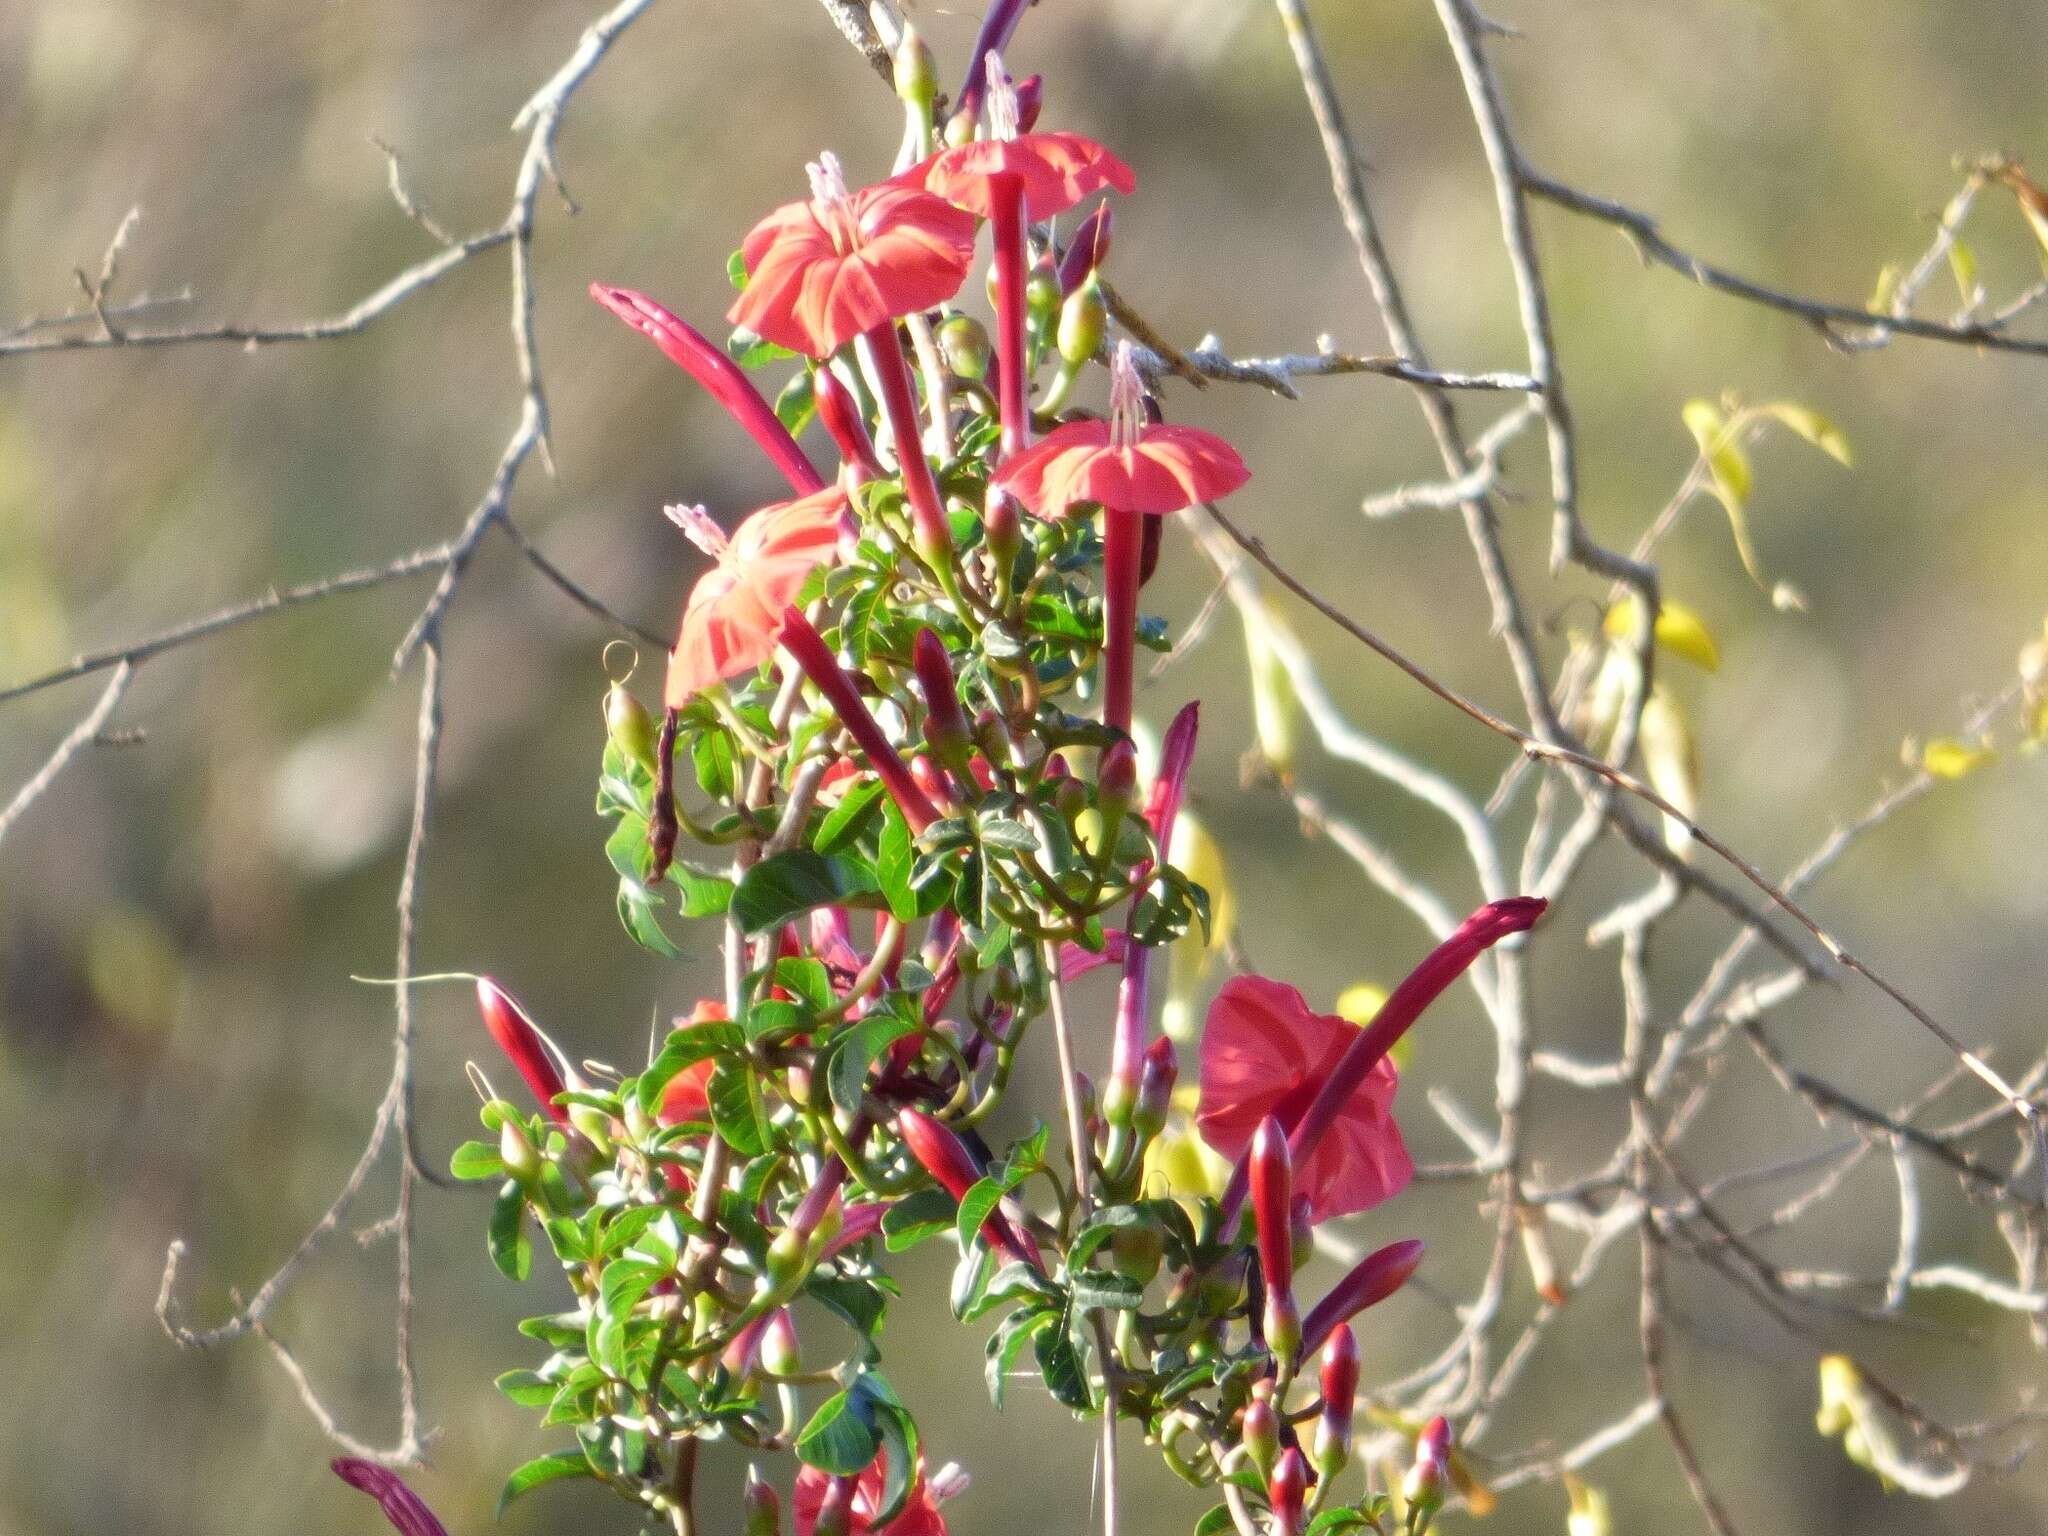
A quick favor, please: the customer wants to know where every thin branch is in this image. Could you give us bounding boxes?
[0,661,135,844]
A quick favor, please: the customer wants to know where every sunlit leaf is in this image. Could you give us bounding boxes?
[1604,595,1722,672]
[1919,736,1995,780]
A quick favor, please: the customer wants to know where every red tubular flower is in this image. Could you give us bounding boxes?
[1198,975,1409,1225]
[1268,1449,1308,1536]
[1300,1238,1426,1357]
[778,607,940,835]
[657,1000,731,1126]
[332,1460,449,1536]
[475,978,568,1124]
[730,153,975,359]
[1313,1324,1360,1475]
[993,344,1247,732]
[921,57,1135,457]
[1251,1115,1302,1367]
[1058,203,1114,295]
[950,0,1036,132]
[590,284,824,496]
[898,1108,1039,1267]
[662,489,845,708]
[794,1452,950,1536]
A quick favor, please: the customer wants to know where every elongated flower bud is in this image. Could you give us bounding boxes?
[476,979,568,1123]
[1132,1035,1177,1140]
[743,1470,783,1536]
[1269,1449,1308,1536]
[590,285,823,497]
[1058,204,1115,296]
[1313,1325,1358,1477]
[952,0,1033,131]
[914,628,974,773]
[1301,1238,1424,1356]
[1240,1395,1280,1480]
[1014,73,1044,133]
[892,22,937,111]
[812,365,884,481]
[332,1459,451,1536]
[1285,899,1545,1177]
[1251,1116,1301,1369]
[499,1117,542,1186]
[779,608,940,834]
[898,1109,1038,1266]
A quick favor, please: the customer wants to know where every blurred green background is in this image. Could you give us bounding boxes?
[2,2,2044,1533]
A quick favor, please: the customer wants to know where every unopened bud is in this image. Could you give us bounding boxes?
[760,1308,801,1376]
[1014,73,1044,133]
[1402,1416,1452,1517]
[743,1470,783,1536]
[984,484,1023,580]
[1250,1117,1301,1368]
[892,22,938,110]
[1313,1325,1358,1477]
[1110,1223,1164,1284]
[937,314,991,381]
[812,365,882,480]
[1268,1449,1308,1536]
[499,1117,542,1185]
[759,1226,809,1303]
[914,627,974,773]
[1025,261,1061,326]
[1058,204,1115,296]
[1132,1035,1177,1140]
[1240,1397,1280,1481]
[604,684,659,772]
[812,1477,854,1536]
[1057,274,1107,366]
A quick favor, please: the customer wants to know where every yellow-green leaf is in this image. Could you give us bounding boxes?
[1683,399,1766,585]
[1761,402,1854,467]
[1642,690,1701,855]
[1946,235,1979,307]
[1920,736,1996,780]
[1604,595,1722,672]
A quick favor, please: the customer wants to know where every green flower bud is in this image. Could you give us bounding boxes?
[499,1118,543,1185]
[1057,275,1107,366]
[892,23,938,111]
[937,314,991,381]
[604,684,659,773]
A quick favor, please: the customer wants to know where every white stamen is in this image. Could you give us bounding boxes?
[984,52,1019,142]
[664,503,729,560]
[1109,339,1147,450]
[928,1463,971,1503]
[805,149,850,209]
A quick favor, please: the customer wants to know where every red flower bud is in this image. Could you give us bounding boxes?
[811,1476,854,1536]
[744,1470,784,1536]
[590,284,823,497]
[332,1459,450,1536]
[1402,1417,1452,1516]
[1269,1449,1308,1536]
[1240,1396,1280,1479]
[898,1109,1039,1267]
[475,979,568,1123]
[812,365,884,481]
[779,609,940,834]
[761,1308,801,1376]
[1013,73,1044,133]
[1058,203,1115,296]
[914,627,974,770]
[1252,1116,1302,1367]
[1301,1238,1425,1357]
[1313,1324,1358,1476]
[1133,1035,1177,1139]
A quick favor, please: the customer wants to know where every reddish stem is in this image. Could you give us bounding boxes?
[989,175,1031,459]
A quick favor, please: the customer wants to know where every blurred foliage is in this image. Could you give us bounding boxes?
[1,2,2045,1534]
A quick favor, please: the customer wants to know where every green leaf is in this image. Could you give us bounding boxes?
[745,998,810,1045]
[871,1401,921,1526]
[1195,1506,1238,1536]
[955,1176,1005,1253]
[807,1273,892,1341]
[881,1186,957,1252]
[497,1450,594,1518]
[449,1139,503,1182]
[727,248,750,290]
[617,879,683,958]
[671,864,735,919]
[494,1368,555,1409]
[796,1389,880,1475]
[731,849,879,937]
[774,956,836,1012]
[708,1060,771,1156]
[728,325,795,370]
[876,802,919,922]
[1070,1269,1145,1311]
[691,727,737,802]
[639,1020,744,1114]
[1034,1302,1092,1410]
[985,1308,1051,1408]
[814,776,890,854]
[1761,401,1854,467]
[828,1012,919,1115]
[489,1181,532,1282]
[977,817,1039,852]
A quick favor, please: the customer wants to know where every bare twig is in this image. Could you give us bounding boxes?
[0,661,135,845]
